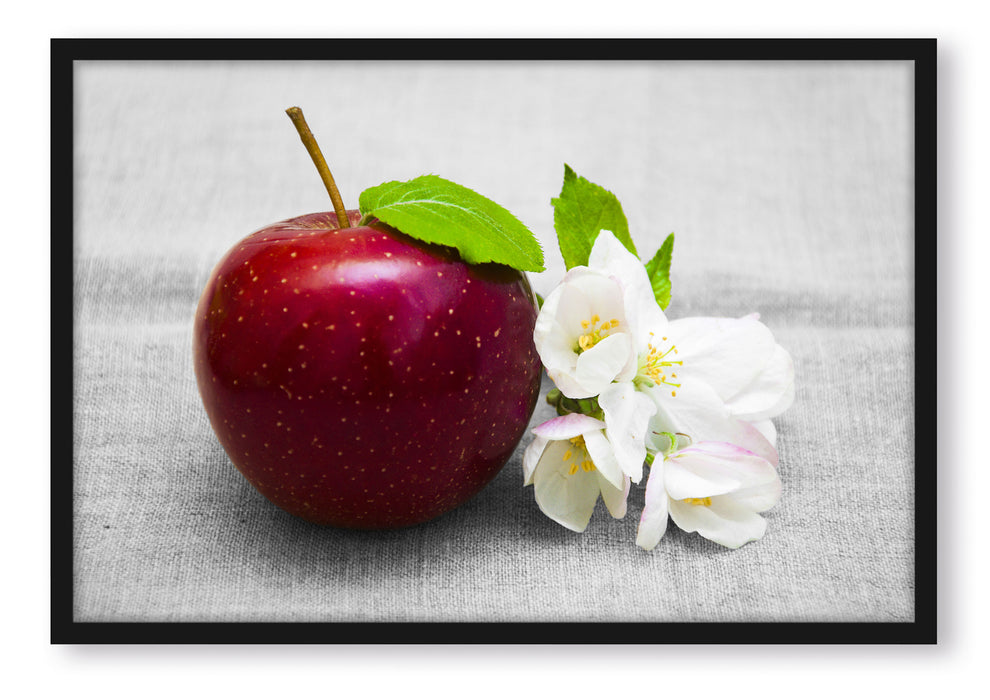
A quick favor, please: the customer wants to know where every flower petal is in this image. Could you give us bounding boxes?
[748,418,777,446]
[636,461,669,551]
[522,433,549,485]
[588,230,643,281]
[730,476,783,513]
[597,471,630,519]
[667,315,776,402]
[569,332,634,398]
[725,343,795,421]
[583,429,626,491]
[599,382,657,483]
[588,231,672,350]
[732,419,779,467]
[648,373,728,436]
[663,442,779,500]
[588,231,665,333]
[534,267,637,398]
[532,454,602,533]
[649,376,778,465]
[668,495,768,549]
[531,413,606,441]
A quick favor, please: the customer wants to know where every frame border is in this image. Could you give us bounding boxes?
[53,37,937,645]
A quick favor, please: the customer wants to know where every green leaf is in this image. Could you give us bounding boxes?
[644,233,675,310]
[358,175,544,272]
[550,164,637,269]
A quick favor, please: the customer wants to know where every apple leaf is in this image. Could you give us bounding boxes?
[358,175,544,272]
[550,164,638,269]
[644,233,675,310]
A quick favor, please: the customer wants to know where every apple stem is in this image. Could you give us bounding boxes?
[285,106,351,229]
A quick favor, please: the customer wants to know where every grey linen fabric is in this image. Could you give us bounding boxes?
[73,60,915,622]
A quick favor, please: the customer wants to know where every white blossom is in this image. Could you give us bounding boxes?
[637,441,782,550]
[522,413,631,532]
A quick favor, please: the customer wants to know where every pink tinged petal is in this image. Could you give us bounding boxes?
[667,315,776,402]
[668,495,768,549]
[636,461,669,551]
[531,413,606,441]
[649,377,778,466]
[597,472,631,519]
[663,441,779,501]
[599,382,657,483]
[532,452,602,533]
[725,344,795,421]
[727,417,779,467]
[582,429,626,491]
[748,418,777,447]
[731,475,782,513]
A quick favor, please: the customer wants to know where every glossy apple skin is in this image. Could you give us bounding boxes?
[193,210,542,529]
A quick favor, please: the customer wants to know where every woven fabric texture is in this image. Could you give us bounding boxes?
[73,60,915,623]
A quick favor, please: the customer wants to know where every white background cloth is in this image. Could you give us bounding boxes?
[72,59,916,623]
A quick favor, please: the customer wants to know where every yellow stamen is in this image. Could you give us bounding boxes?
[640,337,684,394]
[575,315,621,354]
[683,497,712,507]
[561,437,597,477]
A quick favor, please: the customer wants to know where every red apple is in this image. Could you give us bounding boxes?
[193,210,543,528]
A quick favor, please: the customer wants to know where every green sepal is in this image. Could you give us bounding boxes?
[655,431,679,456]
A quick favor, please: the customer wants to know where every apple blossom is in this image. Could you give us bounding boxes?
[522,413,632,532]
[527,228,794,547]
[532,266,639,399]
[636,440,782,550]
[583,231,794,450]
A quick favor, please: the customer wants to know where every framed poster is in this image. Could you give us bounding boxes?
[53,38,935,644]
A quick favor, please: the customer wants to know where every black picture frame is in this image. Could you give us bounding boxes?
[52,37,937,645]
